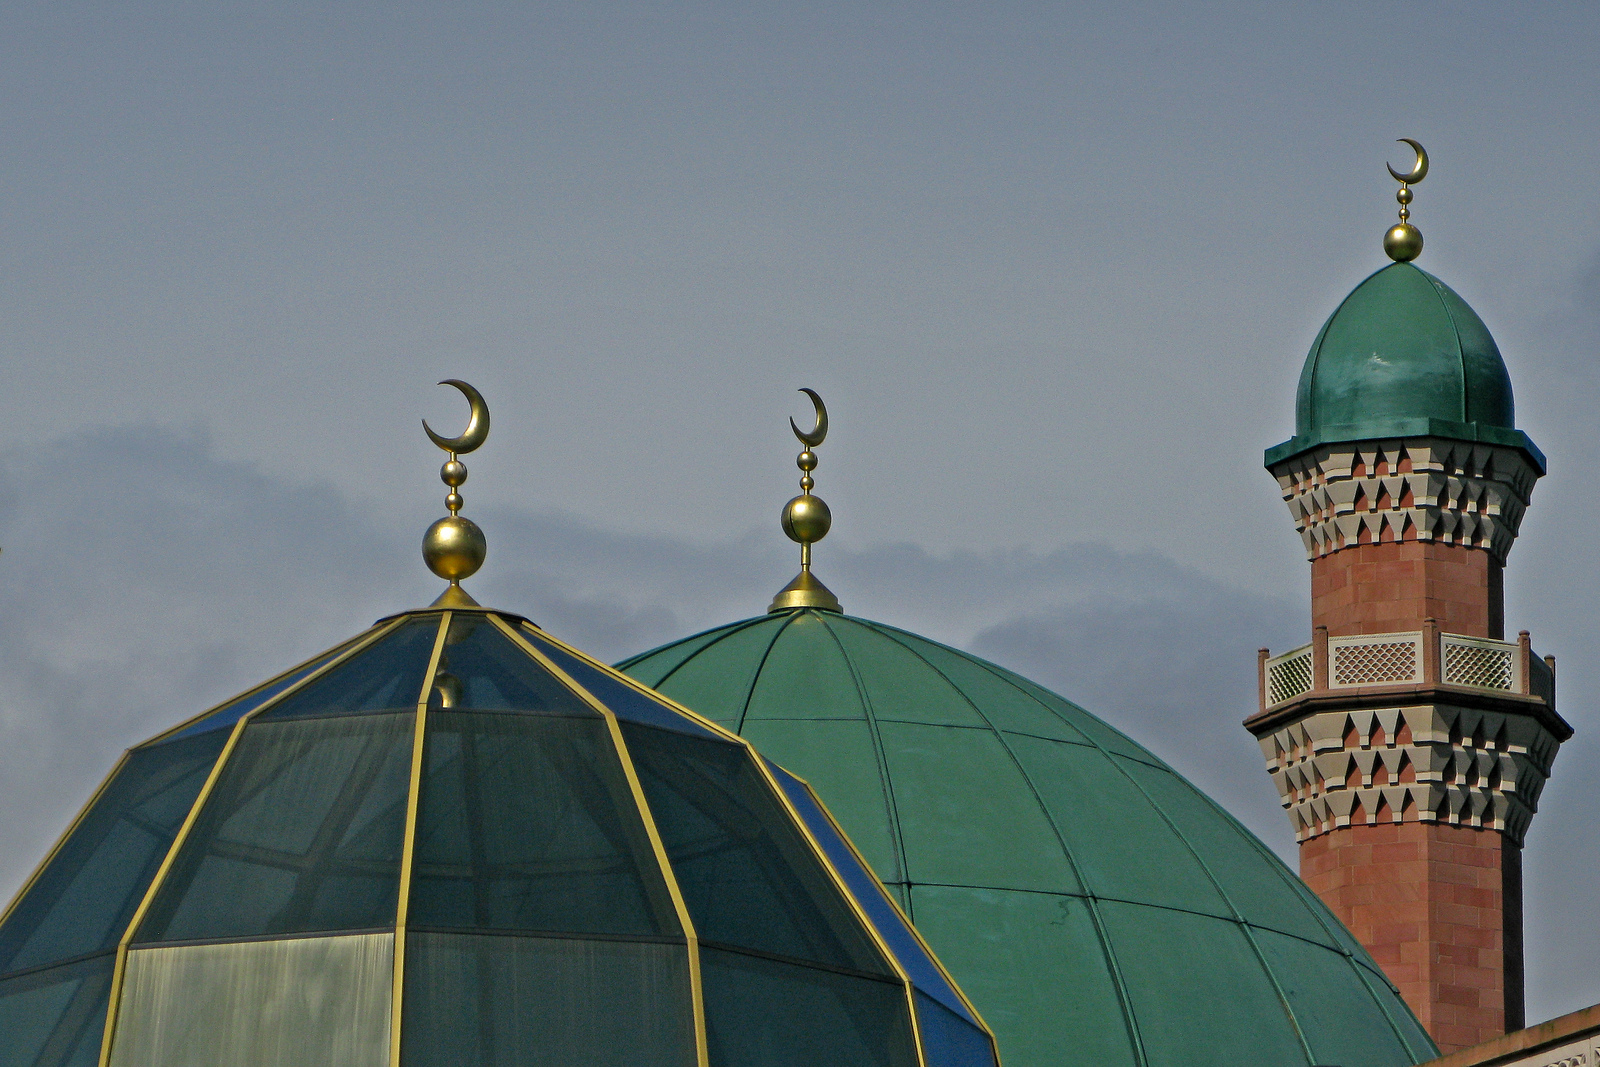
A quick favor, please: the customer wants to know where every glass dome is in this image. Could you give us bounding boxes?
[0,608,997,1067]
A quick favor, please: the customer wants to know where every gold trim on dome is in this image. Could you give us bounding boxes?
[511,619,953,1067]
[792,773,1001,1055]
[137,624,390,748]
[0,751,130,935]
[94,616,410,1067]
[98,714,252,1067]
[390,611,452,1067]
[489,614,710,1067]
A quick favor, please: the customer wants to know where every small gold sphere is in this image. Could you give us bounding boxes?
[424,515,486,581]
[1384,223,1423,262]
[781,494,832,545]
[445,492,463,512]
[797,451,817,472]
[441,460,468,487]
[1396,186,1413,205]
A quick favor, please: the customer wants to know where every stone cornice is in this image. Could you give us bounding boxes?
[1267,437,1541,564]
[1245,683,1573,743]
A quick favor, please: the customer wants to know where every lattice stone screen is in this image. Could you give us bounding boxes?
[1442,636,1518,692]
[1329,633,1421,688]
[1266,646,1314,706]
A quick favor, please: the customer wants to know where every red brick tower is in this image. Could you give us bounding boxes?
[1245,167,1571,1055]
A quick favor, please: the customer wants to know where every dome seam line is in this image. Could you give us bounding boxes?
[649,615,775,691]
[814,614,915,906]
[732,612,800,735]
[1425,270,1472,423]
[616,614,772,677]
[863,626,1152,1067]
[955,652,1320,1066]
[1303,264,1389,439]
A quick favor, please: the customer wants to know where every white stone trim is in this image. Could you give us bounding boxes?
[1269,437,1540,564]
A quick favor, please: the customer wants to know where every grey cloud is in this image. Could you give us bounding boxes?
[1,422,1596,1023]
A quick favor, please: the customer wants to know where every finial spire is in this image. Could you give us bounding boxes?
[1383,138,1428,262]
[768,388,842,613]
[421,379,490,608]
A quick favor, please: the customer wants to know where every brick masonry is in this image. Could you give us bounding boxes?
[1301,822,1524,1053]
[1258,434,1559,1054]
[1311,541,1504,640]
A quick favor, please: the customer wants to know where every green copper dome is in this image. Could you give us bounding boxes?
[619,609,1437,1067]
[1264,262,1543,471]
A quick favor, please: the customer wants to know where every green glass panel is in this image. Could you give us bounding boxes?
[826,621,986,727]
[1254,927,1433,1067]
[1114,756,1345,949]
[741,613,865,723]
[259,616,440,721]
[402,931,695,1067]
[646,617,789,729]
[0,953,114,1067]
[875,721,1077,893]
[1004,734,1230,917]
[136,714,414,942]
[1096,900,1306,1067]
[0,731,227,974]
[409,711,679,936]
[617,621,762,689]
[617,722,890,976]
[873,631,1093,744]
[700,946,917,1067]
[908,885,1136,1067]
[157,632,373,743]
[738,718,904,885]
[108,933,392,1067]
[427,616,599,715]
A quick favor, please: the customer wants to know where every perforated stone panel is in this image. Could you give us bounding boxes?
[1443,638,1517,692]
[1330,635,1420,687]
[1265,646,1313,706]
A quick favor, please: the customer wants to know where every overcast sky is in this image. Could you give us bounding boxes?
[2,0,1599,1028]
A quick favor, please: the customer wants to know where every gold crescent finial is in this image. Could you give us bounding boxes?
[1386,138,1429,185]
[423,379,491,455]
[790,388,828,449]
[769,387,840,614]
[421,379,490,608]
[1383,139,1428,262]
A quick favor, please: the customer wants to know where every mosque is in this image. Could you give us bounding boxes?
[0,144,1591,1067]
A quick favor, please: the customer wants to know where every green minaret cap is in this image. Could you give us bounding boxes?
[1265,262,1544,472]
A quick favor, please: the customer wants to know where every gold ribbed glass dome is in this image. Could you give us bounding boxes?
[0,607,999,1067]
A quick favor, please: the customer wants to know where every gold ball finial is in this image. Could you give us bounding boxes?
[1384,138,1428,262]
[424,516,487,580]
[1384,223,1424,262]
[768,388,842,614]
[782,494,832,544]
[422,380,491,607]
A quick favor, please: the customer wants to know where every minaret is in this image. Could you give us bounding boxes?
[1245,143,1572,1054]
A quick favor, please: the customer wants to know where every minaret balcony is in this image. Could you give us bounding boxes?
[1245,624,1571,844]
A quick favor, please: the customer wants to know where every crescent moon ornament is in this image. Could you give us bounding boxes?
[1387,138,1429,185]
[790,388,828,449]
[423,379,491,455]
